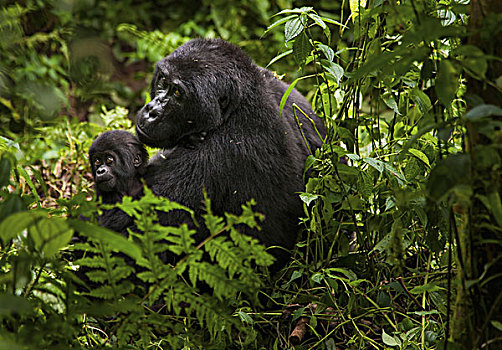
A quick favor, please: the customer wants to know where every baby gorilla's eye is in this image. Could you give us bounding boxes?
[173,86,182,98]
[105,156,114,165]
[94,159,101,166]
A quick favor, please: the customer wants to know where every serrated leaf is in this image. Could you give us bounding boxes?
[363,157,385,173]
[273,7,313,17]
[265,14,297,33]
[293,32,311,66]
[285,17,304,42]
[435,59,458,106]
[321,59,344,84]
[317,43,334,62]
[308,13,326,29]
[408,148,430,167]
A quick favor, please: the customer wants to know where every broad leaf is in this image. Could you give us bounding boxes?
[285,17,304,42]
[435,59,458,107]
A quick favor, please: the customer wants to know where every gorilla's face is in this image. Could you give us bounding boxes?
[89,130,148,194]
[90,151,119,192]
[136,70,190,148]
[136,42,242,149]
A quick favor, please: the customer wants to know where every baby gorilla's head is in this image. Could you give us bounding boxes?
[89,130,148,203]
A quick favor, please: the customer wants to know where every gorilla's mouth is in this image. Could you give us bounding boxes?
[97,178,115,191]
[137,124,181,149]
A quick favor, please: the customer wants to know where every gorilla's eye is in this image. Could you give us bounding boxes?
[105,156,114,165]
[167,84,182,98]
[157,76,167,89]
[94,158,102,166]
[173,86,182,98]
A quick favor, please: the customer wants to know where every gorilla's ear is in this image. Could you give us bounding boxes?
[133,154,143,168]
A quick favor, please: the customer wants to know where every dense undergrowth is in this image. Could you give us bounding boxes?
[1,0,502,349]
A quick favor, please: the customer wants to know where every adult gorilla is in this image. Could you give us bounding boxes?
[136,38,325,265]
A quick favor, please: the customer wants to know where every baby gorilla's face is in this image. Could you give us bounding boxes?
[91,151,118,192]
[89,130,149,198]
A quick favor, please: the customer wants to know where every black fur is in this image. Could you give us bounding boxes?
[136,38,325,265]
[89,130,149,232]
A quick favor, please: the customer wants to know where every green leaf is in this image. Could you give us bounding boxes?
[435,59,458,106]
[363,157,384,173]
[292,307,305,321]
[0,294,32,316]
[279,77,300,117]
[382,93,400,115]
[408,148,430,167]
[382,329,400,347]
[464,104,502,121]
[273,7,313,17]
[427,154,471,201]
[237,310,254,324]
[68,219,142,260]
[293,32,311,66]
[285,17,304,42]
[349,0,367,19]
[454,45,487,79]
[308,13,326,29]
[266,49,292,67]
[487,191,502,228]
[0,156,11,187]
[491,321,502,332]
[321,59,344,84]
[317,43,334,62]
[410,88,432,115]
[30,217,73,258]
[410,282,442,294]
[265,14,297,33]
[17,166,40,206]
[0,210,46,244]
[300,193,319,206]
[311,273,323,284]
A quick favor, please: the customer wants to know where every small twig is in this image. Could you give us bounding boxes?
[397,276,425,310]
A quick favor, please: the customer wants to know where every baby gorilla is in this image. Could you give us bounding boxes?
[89,130,148,233]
